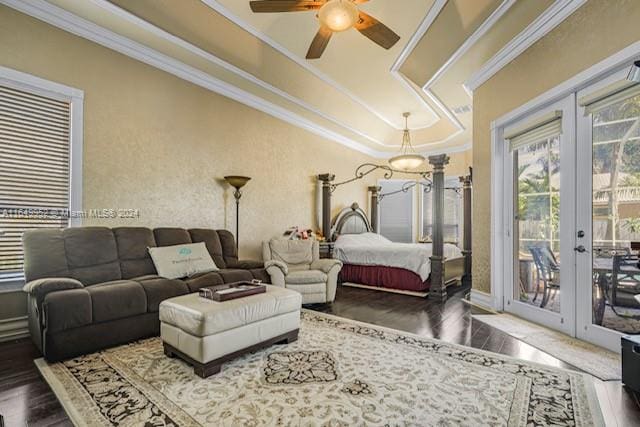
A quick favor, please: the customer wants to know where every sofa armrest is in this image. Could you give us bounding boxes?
[265,260,288,276]
[232,259,265,270]
[310,259,343,274]
[23,277,84,307]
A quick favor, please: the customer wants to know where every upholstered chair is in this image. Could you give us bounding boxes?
[262,239,342,304]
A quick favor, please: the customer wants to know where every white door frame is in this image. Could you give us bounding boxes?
[499,96,576,336]
[575,68,632,352]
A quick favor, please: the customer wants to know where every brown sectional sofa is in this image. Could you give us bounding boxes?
[22,226,269,361]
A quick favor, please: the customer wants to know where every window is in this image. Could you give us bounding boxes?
[422,177,463,245]
[0,67,82,288]
[378,179,414,243]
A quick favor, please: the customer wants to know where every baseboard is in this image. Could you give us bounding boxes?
[0,316,29,342]
[469,289,496,312]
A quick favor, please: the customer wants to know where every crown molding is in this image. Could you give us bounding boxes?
[201,0,440,131]
[464,0,587,93]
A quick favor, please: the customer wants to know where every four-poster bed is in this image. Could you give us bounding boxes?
[318,154,472,301]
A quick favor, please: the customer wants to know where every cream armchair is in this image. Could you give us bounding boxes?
[262,239,343,304]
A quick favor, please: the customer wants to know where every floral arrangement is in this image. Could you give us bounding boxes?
[283,226,323,241]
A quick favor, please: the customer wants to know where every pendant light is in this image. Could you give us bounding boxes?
[388,112,425,170]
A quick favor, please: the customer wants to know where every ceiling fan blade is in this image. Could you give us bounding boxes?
[354,11,400,50]
[306,26,333,59]
[249,1,323,13]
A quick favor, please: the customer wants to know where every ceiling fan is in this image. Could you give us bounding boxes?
[249,0,401,59]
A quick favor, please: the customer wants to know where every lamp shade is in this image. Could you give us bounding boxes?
[318,0,359,32]
[388,154,425,171]
[224,175,251,189]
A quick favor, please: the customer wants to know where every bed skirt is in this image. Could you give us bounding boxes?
[339,264,429,292]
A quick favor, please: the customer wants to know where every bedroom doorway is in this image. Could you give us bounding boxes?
[502,96,577,337]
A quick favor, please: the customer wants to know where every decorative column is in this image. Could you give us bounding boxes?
[460,174,472,287]
[368,186,381,233]
[318,173,335,241]
[428,154,449,302]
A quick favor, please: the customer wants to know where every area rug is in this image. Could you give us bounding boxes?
[474,313,621,381]
[36,310,603,426]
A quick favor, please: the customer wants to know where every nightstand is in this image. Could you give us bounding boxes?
[319,241,335,259]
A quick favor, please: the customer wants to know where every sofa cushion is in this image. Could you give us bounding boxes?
[285,270,327,285]
[267,239,314,268]
[159,285,301,337]
[22,229,70,282]
[114,227,157,279]
[43,289,92,333]
[182,271,224,292]
[153,228,192,247]
[217,269,253,283]
[189,229,226,269]
[63,227,121,285]
[87,280,147,322]
[132,275,189,312]
[249,268,270,284]
[217,230,238,267]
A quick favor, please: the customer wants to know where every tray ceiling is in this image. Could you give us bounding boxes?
[11,0,582,158]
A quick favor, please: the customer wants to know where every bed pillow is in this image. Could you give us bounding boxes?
[148,242,218,279]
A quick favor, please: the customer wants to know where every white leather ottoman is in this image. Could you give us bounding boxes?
[159,285,302,378]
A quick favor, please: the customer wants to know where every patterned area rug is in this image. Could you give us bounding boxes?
[474,313,621,381]
[36,310,603,426]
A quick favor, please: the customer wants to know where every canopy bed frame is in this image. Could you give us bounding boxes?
[317,154,472,301]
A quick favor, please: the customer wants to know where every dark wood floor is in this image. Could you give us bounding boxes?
[1,284,638,426]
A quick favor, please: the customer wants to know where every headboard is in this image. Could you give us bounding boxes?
[330,203,372,240]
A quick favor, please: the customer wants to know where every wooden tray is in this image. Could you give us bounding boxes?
[198,280,266,302]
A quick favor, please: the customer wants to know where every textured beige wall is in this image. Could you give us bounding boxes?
[472,0,640,293]
[0,5,384,261]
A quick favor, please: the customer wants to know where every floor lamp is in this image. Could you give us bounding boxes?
[224,176,251,251]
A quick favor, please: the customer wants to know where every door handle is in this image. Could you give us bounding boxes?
[574,245,586,253]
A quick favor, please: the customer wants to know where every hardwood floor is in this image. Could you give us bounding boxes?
[0,284,638,426]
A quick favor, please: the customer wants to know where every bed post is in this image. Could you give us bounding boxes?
[428,154,449,302]
[460,174,472,287]
[368,186,381,233]
[318,174,335,241]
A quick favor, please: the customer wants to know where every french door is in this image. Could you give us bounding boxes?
[502,68,640,352]
[503,96,576,337]
[576,69,640,351]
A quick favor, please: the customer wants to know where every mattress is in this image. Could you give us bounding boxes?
[333,232,463,281]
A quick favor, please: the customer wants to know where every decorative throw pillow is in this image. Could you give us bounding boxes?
[148,242,218,279]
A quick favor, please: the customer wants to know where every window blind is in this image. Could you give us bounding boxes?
[579,82,640,116]
[505,110,563,151]
[0,85,71,282]
[378,180,413,243]
[422,177,462,244]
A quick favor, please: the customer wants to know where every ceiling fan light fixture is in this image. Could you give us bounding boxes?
[318,0,359,32]
[388,112,425,171]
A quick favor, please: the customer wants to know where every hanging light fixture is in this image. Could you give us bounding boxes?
[388,112,425,170]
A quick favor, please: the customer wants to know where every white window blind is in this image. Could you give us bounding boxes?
[378,180,413,243]
[0,85,71,283]
[422,177,462,245]
[579,82,640,115]
[505,110,563,151]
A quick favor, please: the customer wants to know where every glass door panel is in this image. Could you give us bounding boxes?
[589,93,640,336]
[514,137,561,313]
